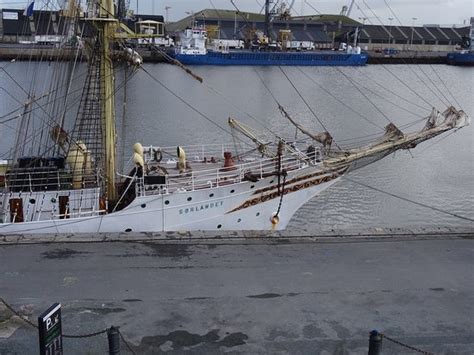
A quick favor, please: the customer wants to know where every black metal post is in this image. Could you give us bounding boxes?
[107,326,120,355]
[368,330,382,355]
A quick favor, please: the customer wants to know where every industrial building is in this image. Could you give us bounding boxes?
[0,7,470,53]
[168,9,470,52]
[0,8,163,44]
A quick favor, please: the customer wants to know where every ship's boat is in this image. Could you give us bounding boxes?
[0,1,470,234]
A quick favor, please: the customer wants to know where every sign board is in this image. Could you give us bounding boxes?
[38,303,63,355]
[3,12,19,20]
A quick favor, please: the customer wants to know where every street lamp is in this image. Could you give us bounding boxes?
[165,6,171,23]
[410,17,417,50]
[388,17,393,44]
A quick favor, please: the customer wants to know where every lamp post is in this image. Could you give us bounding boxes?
[165,6,171,23]
[388,17,393,44]
[410,17,417,50]
[234,11,237,39]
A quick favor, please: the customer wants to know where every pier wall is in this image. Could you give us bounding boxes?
[0,44,453,65]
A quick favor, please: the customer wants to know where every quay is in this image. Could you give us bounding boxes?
[0,44,457,65]
[1,227,473,353]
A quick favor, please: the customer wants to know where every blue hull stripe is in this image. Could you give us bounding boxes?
[173,51,368,66]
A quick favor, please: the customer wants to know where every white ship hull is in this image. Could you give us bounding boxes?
[0,165,343,234]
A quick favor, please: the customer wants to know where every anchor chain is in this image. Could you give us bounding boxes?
[273,141,287,225]
[275,171,287,219]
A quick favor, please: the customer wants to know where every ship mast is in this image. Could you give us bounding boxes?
[98,0,117,202]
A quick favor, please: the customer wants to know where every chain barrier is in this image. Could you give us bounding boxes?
[1,298,119,341]
[62,329,108,339]
[382,333,436,355]
[0,297,38,329]
[118,328,138,355]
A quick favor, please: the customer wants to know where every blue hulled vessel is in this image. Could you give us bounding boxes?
[447,17,474,66]
[172,25,367,67]
[447,51,474,66]
[173,50,368,66]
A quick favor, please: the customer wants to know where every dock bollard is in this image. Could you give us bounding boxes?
[368,330,383,355]
[107,326,120,355]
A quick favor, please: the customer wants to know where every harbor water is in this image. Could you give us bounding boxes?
[0,62,473,233]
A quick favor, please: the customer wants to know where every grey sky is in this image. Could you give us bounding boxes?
[0,1,472,26]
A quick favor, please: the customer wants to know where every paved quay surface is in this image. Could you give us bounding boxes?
[0,230,473,354]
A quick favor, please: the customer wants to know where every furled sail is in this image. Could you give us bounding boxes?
[278,104,333,151]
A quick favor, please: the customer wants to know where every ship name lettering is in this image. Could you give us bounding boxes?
[179,201,224,215]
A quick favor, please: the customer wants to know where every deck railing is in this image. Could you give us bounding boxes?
[138,143,317,196]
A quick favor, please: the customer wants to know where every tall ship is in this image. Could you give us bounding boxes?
[0,0,469,235]
[447,17,474,66]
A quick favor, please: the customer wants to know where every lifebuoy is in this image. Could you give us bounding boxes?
[153,148,162,162]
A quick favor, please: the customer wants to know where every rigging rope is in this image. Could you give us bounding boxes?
[353,67,431,113]
[380,65,435,108]
[406,63,450,107]
[334,67,392,124]
[345,176,474,223]
[0,69,136,160]
[296,68,385,131]
[140,66,254,150]
[279,67,341,150]
[429,65,463,109]
[383,0,404,26]
[354,3,374,25]
[359,0,460,112]
[351,79,426,119]
[201,69,282,140]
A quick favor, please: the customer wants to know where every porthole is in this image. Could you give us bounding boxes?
[125,228,132,232]
[209,193,214,198]
[141,203,146,208]
[237,218,242,223]
[187,197,192,202]
[29,198,36,204]
[250,185,255,189]
[51,198,56,203]
[269,180,274,184]
[164,200,170,205]
[217,224,222,229]
[256,212,260,217]
[230,189,235,193]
